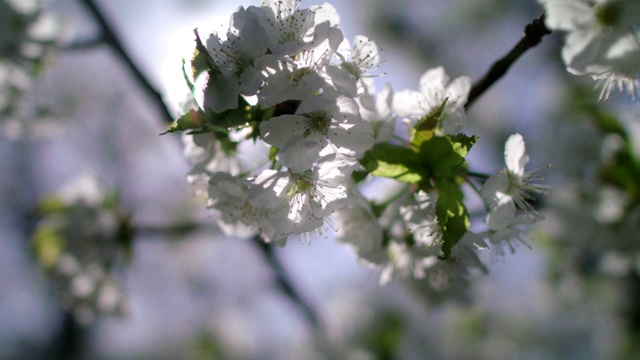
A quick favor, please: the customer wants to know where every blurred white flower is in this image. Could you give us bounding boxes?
[540,0,640,100]
[481,133,550,217]
[393,66,471,134]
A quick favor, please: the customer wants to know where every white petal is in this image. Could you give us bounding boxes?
[335,95,361,123]
[259,115,307,148]
[540,0,595,31]
[486,196,516,231]
[504,133,528,177]
[278,137,325,173]
[315,153,359,186]
[481,171,509,204]
[445,75,471,108]
[328,121,374,155]
[440,108,466,135]
[204,72,239,112]
[419,66,448,100]
[392,89,425,118]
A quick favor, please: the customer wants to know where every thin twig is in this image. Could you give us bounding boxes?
[63,36,104,50]
[465,13,551,109]
[253,237,321,330]
[78,0,174,123]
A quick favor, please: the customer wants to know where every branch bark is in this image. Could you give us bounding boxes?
[78,0,174,123]
[465,13,551,109]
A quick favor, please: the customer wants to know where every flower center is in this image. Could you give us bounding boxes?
[289,171,314,196]
[303,110,331,137]
[595,2,622,27]
[290,67,315,83]
[340,61,362,79]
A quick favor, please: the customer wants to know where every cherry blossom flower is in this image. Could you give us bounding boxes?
[481,133,550,217]
[540,0,640,100]
[203,6,269,112]
[260,94,373,171]
[207,172,288,245]
[399,191,441,247]
[484,196,538,257]
[357,81,396,143]
[335,187,385,259]
[336,35,382,80]
[249,153,360,241]
[393,66,471,134]
[255,0,342,57]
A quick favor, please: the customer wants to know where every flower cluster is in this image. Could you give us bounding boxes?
[540,0,640,100]
[1,0,59,137]
[32,175,133,324]
[178,0,384,246]
[173,0,549,287]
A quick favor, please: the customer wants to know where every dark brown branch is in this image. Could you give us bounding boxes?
[465,13,551,109]
[254,238,320,330]
[63,36,104,50]
[78,0,174,123]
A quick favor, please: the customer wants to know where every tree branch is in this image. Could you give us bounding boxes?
[254,237,320,330]
[78,0,174,123]
[465,13,551,109]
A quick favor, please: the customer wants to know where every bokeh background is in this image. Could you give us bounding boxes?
[2,0,640,359]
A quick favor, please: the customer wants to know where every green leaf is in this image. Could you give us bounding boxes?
[33,226,64,269]
[162,97,253,135]
[209,96,252,128]
[435,179,470,260]
[181,58,195,94]
[192,29,218,79]
[161,109,206,134]
[351,170,369,184]
[410,98,448,148]
[268,146,279,161]
[419,134,477,177]
[360,143,427,183]
[35,197,66,214]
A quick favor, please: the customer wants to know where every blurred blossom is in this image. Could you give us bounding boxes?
[0,0,60,139]
[32,174,134,324]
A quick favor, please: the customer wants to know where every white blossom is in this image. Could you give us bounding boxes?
[540,0,640,100]
[249,153,360,240]
[393,66,471,134]
[357,81,396,143]
[201,6,272,112]
[260,94,373,171]
[335,187,385,259]
[255,0,342,57]
[183,133,242,196]
[399,191,441,248]
[481,133,550,217]
[207,172,287,245]
[484,196,538,257]
[337,35,382,80]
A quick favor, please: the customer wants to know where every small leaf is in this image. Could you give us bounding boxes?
[161,109,205,134]
[435,179,470,259]
[419,134,477,177]
[163,97,253,135]
[208,96,252,128]
[268,146,279,161]
[36,197,66,213]
[411,98,448,148]
[192,29,218,79]
[351,170,369,184]
[33,226,65,269]
[360,143,427,183]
